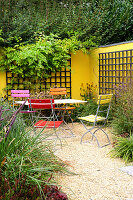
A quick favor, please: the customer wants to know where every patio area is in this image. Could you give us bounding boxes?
[54,123,133,200]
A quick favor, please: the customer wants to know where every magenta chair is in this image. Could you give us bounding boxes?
[11,90,36,117]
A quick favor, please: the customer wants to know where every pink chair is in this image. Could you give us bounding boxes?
[11,90,36,115]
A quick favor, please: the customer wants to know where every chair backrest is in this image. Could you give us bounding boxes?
[96,94,113,121]
[28,99,55,109]
[11,90,30,98]
[49,88,67,98]
[11,90,30,108]
[97,94,113,105]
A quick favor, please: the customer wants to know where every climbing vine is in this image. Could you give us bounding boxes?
[0,33,96,81]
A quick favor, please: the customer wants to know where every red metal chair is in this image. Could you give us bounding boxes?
[28,99,63,128]
[28,99,74,138]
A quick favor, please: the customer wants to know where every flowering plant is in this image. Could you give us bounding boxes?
[111,80,133,136]
[80,82,97,101]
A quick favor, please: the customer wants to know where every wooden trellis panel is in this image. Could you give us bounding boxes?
[6,61,71,99]
[99,49,133,94]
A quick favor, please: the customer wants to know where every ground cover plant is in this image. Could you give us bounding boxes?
[111,135,133,163]
[0,101,69,199]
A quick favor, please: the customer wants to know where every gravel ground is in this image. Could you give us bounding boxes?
[54,123,133,200]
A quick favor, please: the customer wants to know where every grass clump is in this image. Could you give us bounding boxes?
[0,101,68,199]
[111,135,133,163]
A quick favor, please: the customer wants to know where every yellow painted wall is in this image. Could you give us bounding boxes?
[71,41,133,99]
[71,51,90,99]
[0,47,6,98]
[0,71,6,98]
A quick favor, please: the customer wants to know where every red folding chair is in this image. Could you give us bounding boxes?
[28,99,74,138]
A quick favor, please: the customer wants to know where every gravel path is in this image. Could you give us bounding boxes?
[54,123,133,200]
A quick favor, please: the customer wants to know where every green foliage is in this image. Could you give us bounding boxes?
[111,135,133,162]
[0,0,132,46]
[0,29,4,43]
[111,81,133,136]
[0,33,94,82]
[72,82,98,121]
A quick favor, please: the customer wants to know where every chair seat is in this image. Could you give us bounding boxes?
[34,120,63,128]
[54,106,75,110]
[78,115,105,122]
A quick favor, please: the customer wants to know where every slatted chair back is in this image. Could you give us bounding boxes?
[96,94,113,122]
[97,94,113,105]
[11,90,30,108]
[49,88,67,98]
[28,99,55,110]
[11,90,30,98]
[49,87,75,125]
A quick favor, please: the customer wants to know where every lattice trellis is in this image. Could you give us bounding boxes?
[6,61,71,99]
[99,49,133,94]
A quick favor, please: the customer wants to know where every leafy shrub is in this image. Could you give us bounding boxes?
[0,174,68,200]
[111,135,133,163]
[0,0,132,46]
[111,81,133,136]
[0,33,94,86]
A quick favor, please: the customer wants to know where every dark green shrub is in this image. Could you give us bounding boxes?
[0,0,132,46]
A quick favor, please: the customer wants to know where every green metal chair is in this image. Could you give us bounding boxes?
[78,94,113,148]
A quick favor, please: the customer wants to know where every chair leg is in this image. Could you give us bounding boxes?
[66,109,74,126]
[80,120,111,148]
[62,120,75,137]
[80,128,100,148]
[53,109,75,138]
[61,109,75,127]
[92,127,111,147]
[53,128,63,148]
[56,110,75,137]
